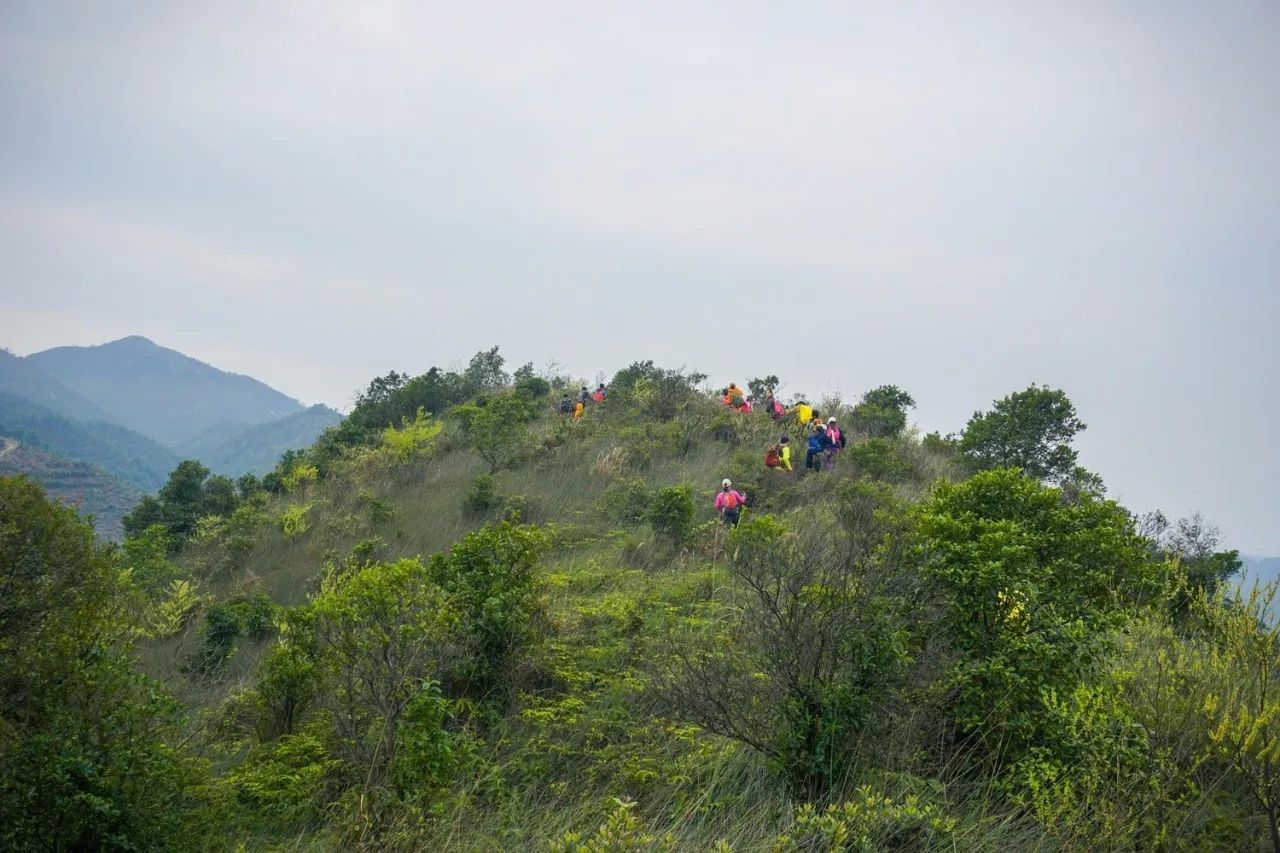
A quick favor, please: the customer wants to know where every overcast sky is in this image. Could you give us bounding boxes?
[1,1,1277,552]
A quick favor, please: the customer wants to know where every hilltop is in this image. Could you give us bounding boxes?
[4,351,1274,851]
[28,335,307,446]
[1,338,343,531]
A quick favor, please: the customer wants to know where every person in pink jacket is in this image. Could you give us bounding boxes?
[714,478,746,526]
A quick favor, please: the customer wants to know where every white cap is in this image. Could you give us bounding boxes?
[722,478,732,488]
[828,416,837,423]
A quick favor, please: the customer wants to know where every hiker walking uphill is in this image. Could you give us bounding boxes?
[591,384,606,403]
[789,400,813,429]
[806,424,831,471]
[578,386,591,405]
[559,394,574,415]
[824,417,845,469]
[764,435,793,471]
[715,479,746,526]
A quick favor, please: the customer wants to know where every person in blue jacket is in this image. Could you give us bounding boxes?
[806,424,831,471]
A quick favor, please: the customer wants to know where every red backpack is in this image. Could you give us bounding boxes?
[722,490,740,509]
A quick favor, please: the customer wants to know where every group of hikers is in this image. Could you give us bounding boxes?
[556,379,845,528]
[717,386,848,526]
[559,384,607,418]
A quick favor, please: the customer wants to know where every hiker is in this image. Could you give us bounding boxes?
[764,440,781,469]
[741,395,754,414]
[727,383,745,409]
[715,478,746,526]
[806,424,831,471]
[559,395,574,415]
[790,400,813,429]
[578,386,591,405]
[765,435,793,471]
[824,417,845,469]
[720,388,732,406]
[767,393,785,420]
[591,384,606,403]
[573,399,585,419]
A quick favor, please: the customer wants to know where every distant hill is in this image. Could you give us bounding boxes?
[0,348,112,422]
[0,437,141,540]
[176,404,343,476]
[28,336,306,446]
[0,392,178,490]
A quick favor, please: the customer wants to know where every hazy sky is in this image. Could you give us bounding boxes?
[1,1,1277,552]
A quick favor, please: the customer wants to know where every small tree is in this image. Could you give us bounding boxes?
[660,483,913,798]
[1196,583,1280,852]
[646,485,694,544]
[849,385,915,438]
[958,384,1085,482]
[452,393,536,473]
[748,375,781,401]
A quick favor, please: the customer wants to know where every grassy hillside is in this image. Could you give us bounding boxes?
[175,404,344,476]
[7,361,1274,851]
[29,335,305,445]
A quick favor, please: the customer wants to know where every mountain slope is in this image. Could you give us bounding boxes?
[0,438,141,540]
[28,336,305,446]
[175,404,343,476]
[0,348,112,422]
[0,392,179,490]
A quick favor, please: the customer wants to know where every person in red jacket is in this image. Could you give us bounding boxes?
[714,478,746,526]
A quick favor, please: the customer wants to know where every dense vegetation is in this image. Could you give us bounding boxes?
[4,347,1276,851]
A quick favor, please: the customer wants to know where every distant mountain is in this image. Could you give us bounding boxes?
[176,404,343,476]
[0,437,142,540]
[0,348,112,422]
[28,336,306,446]
[0,392,178,490]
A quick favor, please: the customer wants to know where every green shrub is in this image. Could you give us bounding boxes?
[777,787,956,851]
[843,438,914,482]
[192,602,244,675]
[279,503,312,540]
[464,474,503,514]
[600,477,652,524]
[646,485,694,544]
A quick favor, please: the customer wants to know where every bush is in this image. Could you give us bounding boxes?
[381,407,443,462]
[464,474,503,514]
[959,384,1086,482]
[279,504,312,540]
[646,485,694,544]
[842,438,914,482]
[192,602,245,675]
[600,477,652,524]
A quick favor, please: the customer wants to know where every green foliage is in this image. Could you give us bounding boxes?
[913,468,1160,763]
[552,799,674,852]
[842,438,914,482]
[147,578,206,638]
[0,476,204,850]
[256,637,318,739]
[279,503,312,539]
[123,458,242,541]
[959,384,1086,482]
[609,361,708,422]
[226,727,336,825]
[122,522,182,593]
[192,601,246,675]
[600,477,652,524]
[1196,582,1280,851]
[426,521,549,703]
[380,407,444,462]
[453,392,537,473]
[646,485,694,544]
[747,374,781,401]
[663,486,912,798]
[464,473,503,514]
[848,385,915,438]
[776,786,957,851]
[390,681,467,800]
